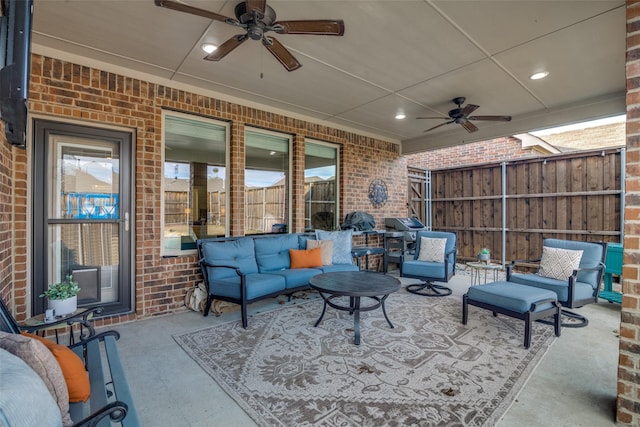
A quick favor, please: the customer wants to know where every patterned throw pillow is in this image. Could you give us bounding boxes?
[315,229,353,265]
[537,246,583,281]
[306,240,334,265]
[417,237,447,262]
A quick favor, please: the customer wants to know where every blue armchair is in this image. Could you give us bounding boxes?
[506,238,606,327]
[400,231,457,297]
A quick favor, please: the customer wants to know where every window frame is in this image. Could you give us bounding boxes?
[304,138,340,231]
[161,110,230,256]
[244,127,292,235]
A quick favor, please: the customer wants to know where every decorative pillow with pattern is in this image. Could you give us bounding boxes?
[537,246,583,281]
[315,229,353,265]
[417,237,447,262]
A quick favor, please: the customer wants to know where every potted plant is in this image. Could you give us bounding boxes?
[40,275,81,317]
[477,248,491,263]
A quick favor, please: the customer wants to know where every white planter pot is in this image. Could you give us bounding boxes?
[478,254,491,262]
[48,296,77,317]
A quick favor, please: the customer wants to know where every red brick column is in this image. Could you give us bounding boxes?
[621,1,640,424]
[230,121,245,236]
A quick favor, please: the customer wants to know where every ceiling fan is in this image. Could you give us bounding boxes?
[417,97,512,133]
[155,0,345,72]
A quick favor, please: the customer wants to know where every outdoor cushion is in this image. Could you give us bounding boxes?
[417,237,447,262]
[538,246,583,281]
[0,348,63,427]
[200,238,259,279]
[507,273,595,303]
[318,264,360,273]
[0,331,72,426]
[255,234,300,272]
[306,240,333,265]
[289,248,323,269]
[315,229,354,265]
[23,332,90,403]
[466,282,557,313]
[212,273,286,300]
[265,268,323,289]
[402,260,451,280]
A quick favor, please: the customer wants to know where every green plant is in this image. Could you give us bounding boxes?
[478,248,490,256]
[40,276,81,300]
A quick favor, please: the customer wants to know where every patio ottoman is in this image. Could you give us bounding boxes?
[462,281,561,348]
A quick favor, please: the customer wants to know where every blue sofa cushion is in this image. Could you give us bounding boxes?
[213,273,286,300]
[265,268,323,289]
[507,273,595,303]
[319,264,360,273]
[315,229,354,265]
[402,260,452,280]
[200,238,259,279]
[255,234,300,272]
[467,282,557,313]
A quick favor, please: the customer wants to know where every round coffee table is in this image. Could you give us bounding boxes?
[309,271,401,345]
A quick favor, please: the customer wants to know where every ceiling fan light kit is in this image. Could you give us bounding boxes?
[155,0,345,72]
[417,97,512,133]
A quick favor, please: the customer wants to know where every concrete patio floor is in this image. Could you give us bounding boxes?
[112,267,621,426]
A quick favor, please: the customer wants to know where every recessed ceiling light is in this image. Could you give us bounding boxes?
[201,43,217,54]
[395,113,406,120]
[530,71,549,80]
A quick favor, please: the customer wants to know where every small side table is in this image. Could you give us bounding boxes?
[467,262,502,286]
[21,307,102,345]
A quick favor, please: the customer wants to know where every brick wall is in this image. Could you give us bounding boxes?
[540,122,625,151]
[621,2,640,424]
[15,54,406,323]
[405,136,543,170]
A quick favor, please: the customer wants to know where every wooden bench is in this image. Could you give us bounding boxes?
[0,298,140,426]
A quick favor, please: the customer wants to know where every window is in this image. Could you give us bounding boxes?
[245,129,291,234]
[305,140,338,230]
[163,112,228,254]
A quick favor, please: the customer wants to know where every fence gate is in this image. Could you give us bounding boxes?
[407,167,428,226]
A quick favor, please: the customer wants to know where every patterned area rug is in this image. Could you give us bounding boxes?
[174,288,556,426]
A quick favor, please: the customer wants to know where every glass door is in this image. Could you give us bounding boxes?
[33,120,132,315]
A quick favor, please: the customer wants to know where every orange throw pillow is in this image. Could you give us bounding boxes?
[22,332,90,403]
[289,248,323,269]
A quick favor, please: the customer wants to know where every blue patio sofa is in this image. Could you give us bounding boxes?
[197,233,359,328]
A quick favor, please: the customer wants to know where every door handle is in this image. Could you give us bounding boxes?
[124,212,129,232]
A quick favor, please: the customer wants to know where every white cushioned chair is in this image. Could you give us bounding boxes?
[400,231,457,297]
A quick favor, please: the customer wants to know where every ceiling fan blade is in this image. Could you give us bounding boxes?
[263,36,302,71]
[274,20,345,35]
[461,120,479,133]
[245,0,267,16]
[460,103,479,117]
[468,115,512,122]
[154,0,230,23]
[423,121,454,132]
[204,35,248,61]
[416,116,448,120]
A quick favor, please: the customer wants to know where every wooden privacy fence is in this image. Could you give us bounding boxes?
[428,147,625,265]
